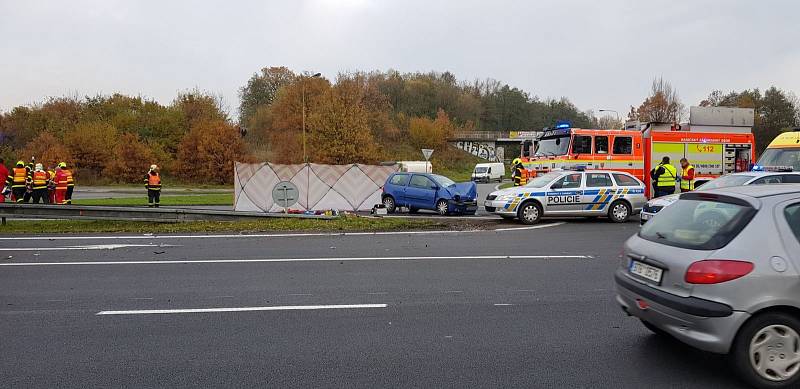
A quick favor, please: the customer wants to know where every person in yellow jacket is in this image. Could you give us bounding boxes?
[650,156,677,197]
[679,158,695,192]
[144,164,162,207]
[59,162,75,204]
[512,158,527,186]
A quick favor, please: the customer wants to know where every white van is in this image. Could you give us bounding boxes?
[471,162,505,183]
[397,161,432,173]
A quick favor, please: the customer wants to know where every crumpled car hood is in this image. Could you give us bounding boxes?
[446,182,477,200]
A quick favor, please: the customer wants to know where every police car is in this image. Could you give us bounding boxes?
[484,169,647,224]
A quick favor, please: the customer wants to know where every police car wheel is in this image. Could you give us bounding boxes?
[608,201,631,223]
[383,196,396,213]
[436,200,449,216]
[517,201,542,225]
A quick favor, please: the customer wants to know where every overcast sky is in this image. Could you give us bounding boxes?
[1,0,798,119]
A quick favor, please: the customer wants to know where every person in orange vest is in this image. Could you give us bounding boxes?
[59,162,75,204]
[31,163,50,204]
[144,164,162,207]
[7,161,31,203]
[54,166,69,205]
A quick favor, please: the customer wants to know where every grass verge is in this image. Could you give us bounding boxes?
[498,182,514,189]
[72,193,233,207]
[0,215,442,234]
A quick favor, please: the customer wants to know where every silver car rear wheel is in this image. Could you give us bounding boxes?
[749,324,800,382]
[732,312,800,388]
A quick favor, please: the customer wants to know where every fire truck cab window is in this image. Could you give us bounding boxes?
[595,136,609,154]
[613,136,633,155]
[572,135,592,154]
[536,135,570,156]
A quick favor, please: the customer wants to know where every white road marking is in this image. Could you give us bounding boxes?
[0,244,179,251]
[0,223,564,241]
[0,254,593,267]
[129,297,154,300]
[493,303,514,306]
[96,303,388,316]
[285,293,313,296]
[494,222,566,231]
[444,290,464,293]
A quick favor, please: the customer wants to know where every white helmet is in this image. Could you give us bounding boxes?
[34,163,43,171]
[150,164,158,170]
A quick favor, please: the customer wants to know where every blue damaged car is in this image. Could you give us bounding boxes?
[382,173,478,215]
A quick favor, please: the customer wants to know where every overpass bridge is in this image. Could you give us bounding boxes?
[449,130,541,163]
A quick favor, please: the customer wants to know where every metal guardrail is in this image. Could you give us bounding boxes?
[0,203,338,224]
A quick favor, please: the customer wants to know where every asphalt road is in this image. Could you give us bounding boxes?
[0,220,749,388]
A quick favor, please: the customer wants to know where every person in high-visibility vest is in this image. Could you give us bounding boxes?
[54,166,69,205]
[7,161,31,203]
[31,163,50,204]
[512,158,527,187]
[650,156,677,197]
[144,164,162,207]
[59,162,75,204]
[679,158,695,193]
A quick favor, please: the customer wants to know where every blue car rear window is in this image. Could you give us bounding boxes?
[389,174,410,186]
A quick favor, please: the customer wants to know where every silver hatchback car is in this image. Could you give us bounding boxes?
[484,170,647,224]
[615,185,800,388]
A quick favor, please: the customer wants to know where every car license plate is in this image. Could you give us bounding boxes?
[629,260,663,283]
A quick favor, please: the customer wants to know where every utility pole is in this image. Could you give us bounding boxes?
[302,72,322,164]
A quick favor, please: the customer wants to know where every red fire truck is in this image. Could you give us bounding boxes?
[519,107,756,197]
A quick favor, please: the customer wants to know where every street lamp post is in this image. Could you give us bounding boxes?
[599,109,621,129]
[302,72,322,163]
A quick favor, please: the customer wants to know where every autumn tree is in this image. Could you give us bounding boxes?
[105,132,156,182]
[699,87,799,153]
[19,131,72,168]
[176,120,251,184]
[408,109,456,149]
[64,121,118,176]
[239,66,296,130]
[306,83,380,164]
[172,90,229,132]
[630,77,684,123]
[265,76,331,163]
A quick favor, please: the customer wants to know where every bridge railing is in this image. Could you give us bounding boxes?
[449,131,510,141]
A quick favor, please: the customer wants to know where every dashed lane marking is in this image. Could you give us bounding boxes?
[96,304,389,316]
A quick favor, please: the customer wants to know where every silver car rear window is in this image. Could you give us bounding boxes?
[639,197,755,250]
